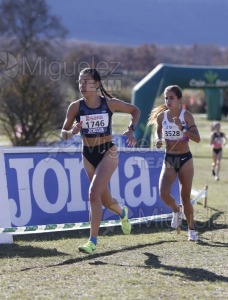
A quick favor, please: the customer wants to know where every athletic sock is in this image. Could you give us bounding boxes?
[120,208,126,219]
[89,236,97,245]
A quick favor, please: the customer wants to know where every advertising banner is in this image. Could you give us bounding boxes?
[0,147,180,239]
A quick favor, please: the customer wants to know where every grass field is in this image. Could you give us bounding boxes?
[0,114,227,299]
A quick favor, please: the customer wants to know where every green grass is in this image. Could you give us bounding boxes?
[0,114,228,299]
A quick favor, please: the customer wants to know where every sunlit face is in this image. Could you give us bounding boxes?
[164,90,181,110]
[78,73,99,97]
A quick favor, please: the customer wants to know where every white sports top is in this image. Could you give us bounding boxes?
[162,109,189,142]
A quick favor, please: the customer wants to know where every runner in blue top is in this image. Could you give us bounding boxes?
[148,85,200,241]
[61,68,141,254]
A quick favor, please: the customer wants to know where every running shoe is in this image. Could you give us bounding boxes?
[212,169,215,176]
[188,230,197,241]
[215,176,219,181]
[171,205,182,233]
[78,241,96,254]
[120,206,131,235]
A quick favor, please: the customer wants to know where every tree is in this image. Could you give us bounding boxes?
[0,0,68,146]
[0,0,67,53]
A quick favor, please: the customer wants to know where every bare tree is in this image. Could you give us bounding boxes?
[0,0,67,52]
[0,0,68,146]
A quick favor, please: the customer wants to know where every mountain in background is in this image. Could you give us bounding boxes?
[46,0,228,47]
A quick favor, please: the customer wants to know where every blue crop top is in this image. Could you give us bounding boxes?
[76,96,113,137]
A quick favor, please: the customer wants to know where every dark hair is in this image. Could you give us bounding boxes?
[164,85,182,99]
[79,68,113,98]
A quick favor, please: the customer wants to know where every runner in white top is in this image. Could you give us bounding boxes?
[148,85,201,241]
[210,122,227,181]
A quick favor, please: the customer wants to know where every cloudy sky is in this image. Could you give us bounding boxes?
[46,0,228,46]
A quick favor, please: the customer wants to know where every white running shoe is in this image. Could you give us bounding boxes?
[171,205,182,233]
[188,230,197,241]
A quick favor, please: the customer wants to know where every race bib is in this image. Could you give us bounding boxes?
[80,113,109,135]
[163,124,183,140]
[213,136,222,147]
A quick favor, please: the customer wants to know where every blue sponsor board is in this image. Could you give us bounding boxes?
[1,148,180,227]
